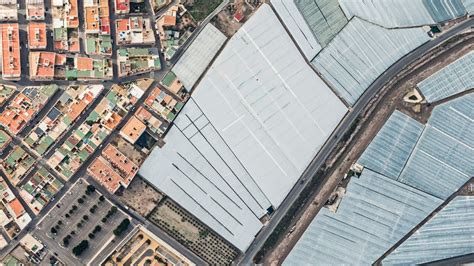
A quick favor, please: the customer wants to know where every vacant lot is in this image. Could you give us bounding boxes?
[184,0,223,21]
[118,176,163,217]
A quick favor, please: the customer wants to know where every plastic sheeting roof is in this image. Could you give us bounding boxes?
[398,94,474,199]
[463,0,474,13]
[271,0,322,60]
[139,99,270,251]
[418,51,474,102]
[340,0,466,28]
[384,196,474,265]
[312,18,430,106]
[139,4,347,251]
[172,23,227,90]
[357,94,473,200]
[294,0,348,47]
[284,169,442,265]
[358,111,424,180]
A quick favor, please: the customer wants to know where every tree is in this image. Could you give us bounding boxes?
[72,240,89,256]
[101,217,107,223]
[113,219,131,236]
[88,233,95,239]
[199,230,209,239]
[72,205,78,210]
[86,185,96,193]
[78,198,84,204]
[63,237,70,247]
[99,195,105,202]
[83,215,89,221]
[93,225,102,234]
[51,227,57,235]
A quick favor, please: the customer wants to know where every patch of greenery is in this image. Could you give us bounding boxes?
[72,240,89,256]
[113,219,131,236]
[186,0,223,22]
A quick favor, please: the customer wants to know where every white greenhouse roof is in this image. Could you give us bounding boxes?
[140,4,347,251]
[284,169,442,265]
[418,51,474,102]
[271,0,322,59]
[384,196,474,265]
[340,0,467,28]
[358,93,473,200]
[312,17,430,106]
[139,99,270,251]
[172,23,227,90]
[464,0,474,13]
[398,93,474,199]
[358,111,424,180]
[293,0,348,47]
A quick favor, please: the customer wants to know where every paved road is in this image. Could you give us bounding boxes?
[0,0,228,263]
[0,0,228,264]
[238,15,474,265]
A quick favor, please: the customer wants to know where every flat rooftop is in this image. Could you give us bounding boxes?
[28,22,47,49]
[1,24,21,79]
[140,4,347,251]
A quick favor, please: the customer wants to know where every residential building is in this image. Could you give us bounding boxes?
[85,33,112,56]
[29,52,56,80]
[115,16,155,45]
[145,87,183,122]
[114,0,129,14]
[135,106,167,136]
[88,144,139,193]
[117,47,161,77]
[160,71,188,99]
[120,116,146,144]
[65,55,113,80]
[83,0,112,56]
[20,166,64,214]
[0,23,21,80]
[0,86,58,134]
[52,0,80,52]
[84,0,110,34]
[27,22,47,49]
[0,129,11,152]
[1,146,35,185]
[26,0,45,20]
[48,84,144,179]
[156,4,196,60]
[0,84,15,107]
[0,177,31,239]
[0,0,18,21]
[25,85,103,155]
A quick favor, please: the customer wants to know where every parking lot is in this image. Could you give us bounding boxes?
[33,178,129,265]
